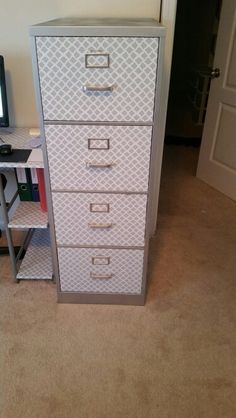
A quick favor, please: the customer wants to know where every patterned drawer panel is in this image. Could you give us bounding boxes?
[52,192,147,247]
[45,124,152,192]
[36,36,159,122]
[58,247,144,294]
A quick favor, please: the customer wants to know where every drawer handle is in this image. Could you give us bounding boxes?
[86,162,115,169]
[90,272,113,280]
[82,84,115,93]
[88,222,113,229]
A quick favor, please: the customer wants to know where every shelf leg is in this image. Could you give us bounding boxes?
[0,173,18,282]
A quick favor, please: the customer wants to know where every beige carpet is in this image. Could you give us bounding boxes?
[0,146,236,418]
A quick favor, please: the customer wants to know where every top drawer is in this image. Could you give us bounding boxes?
[36,36,159,123]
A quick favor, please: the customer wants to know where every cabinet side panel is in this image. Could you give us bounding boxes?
[29,36,60,290]
[148,36,166,236]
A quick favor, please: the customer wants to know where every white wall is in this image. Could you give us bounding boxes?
[0,0,161,127]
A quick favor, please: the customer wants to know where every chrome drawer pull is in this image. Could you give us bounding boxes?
[88,222,113,229]
[86,162,115,169]
[82,84,115,93]
[90,272,113,280]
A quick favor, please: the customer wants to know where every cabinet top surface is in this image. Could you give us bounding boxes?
[33,17,160,27]
[30,17,166,37]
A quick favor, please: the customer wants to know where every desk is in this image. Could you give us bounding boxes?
[0,128,52,282]
[0,128,43,168]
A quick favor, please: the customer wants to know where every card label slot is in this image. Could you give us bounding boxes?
[88,138,110,150]
[92,256,111,265]
[90,203,110,213]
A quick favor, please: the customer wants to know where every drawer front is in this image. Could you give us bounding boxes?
[36,36,159,122]
[58,247,144,294]
[52,192,147,247]
[45,124,152,192]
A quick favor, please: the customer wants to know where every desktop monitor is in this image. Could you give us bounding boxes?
[0,56,9,128]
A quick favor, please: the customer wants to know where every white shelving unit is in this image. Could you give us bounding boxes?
[188,69,211,125]
[0,128,53,282]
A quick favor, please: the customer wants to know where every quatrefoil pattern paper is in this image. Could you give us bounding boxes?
[36,36,159,122]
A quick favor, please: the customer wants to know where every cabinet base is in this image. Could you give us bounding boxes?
[57,291,145,305]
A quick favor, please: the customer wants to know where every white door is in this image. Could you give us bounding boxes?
[197,0,236,200]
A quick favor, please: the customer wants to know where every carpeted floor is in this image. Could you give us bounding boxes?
[0,145,236,418]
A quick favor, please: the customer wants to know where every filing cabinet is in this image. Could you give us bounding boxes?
[30,18,166,304]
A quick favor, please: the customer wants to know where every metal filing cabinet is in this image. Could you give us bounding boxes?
[30,18,166,304]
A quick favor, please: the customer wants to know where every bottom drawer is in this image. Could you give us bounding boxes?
[58,247,144,294]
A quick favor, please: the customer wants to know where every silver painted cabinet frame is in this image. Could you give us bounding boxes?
[29,19,166,304]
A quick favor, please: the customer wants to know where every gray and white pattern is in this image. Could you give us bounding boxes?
[8,202,48,229]
[45,124,152,192]
[58,247,144,294]
[52,192,147,247]
[36,36,159,122]
[17,228,52,280]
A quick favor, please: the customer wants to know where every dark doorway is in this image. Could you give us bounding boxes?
[165,0,222,146]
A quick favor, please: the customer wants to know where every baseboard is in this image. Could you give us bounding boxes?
[58,291,146,305]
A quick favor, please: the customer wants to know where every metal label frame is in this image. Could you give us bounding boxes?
[92,256,111,265]
[90,203,110,213]
[88,138,110,150]
[85,52,110,69]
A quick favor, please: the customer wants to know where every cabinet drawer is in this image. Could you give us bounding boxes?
[58,247,144,294]
[52,192,147,247]
[45,124,152,193]
[36,36,159,122]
